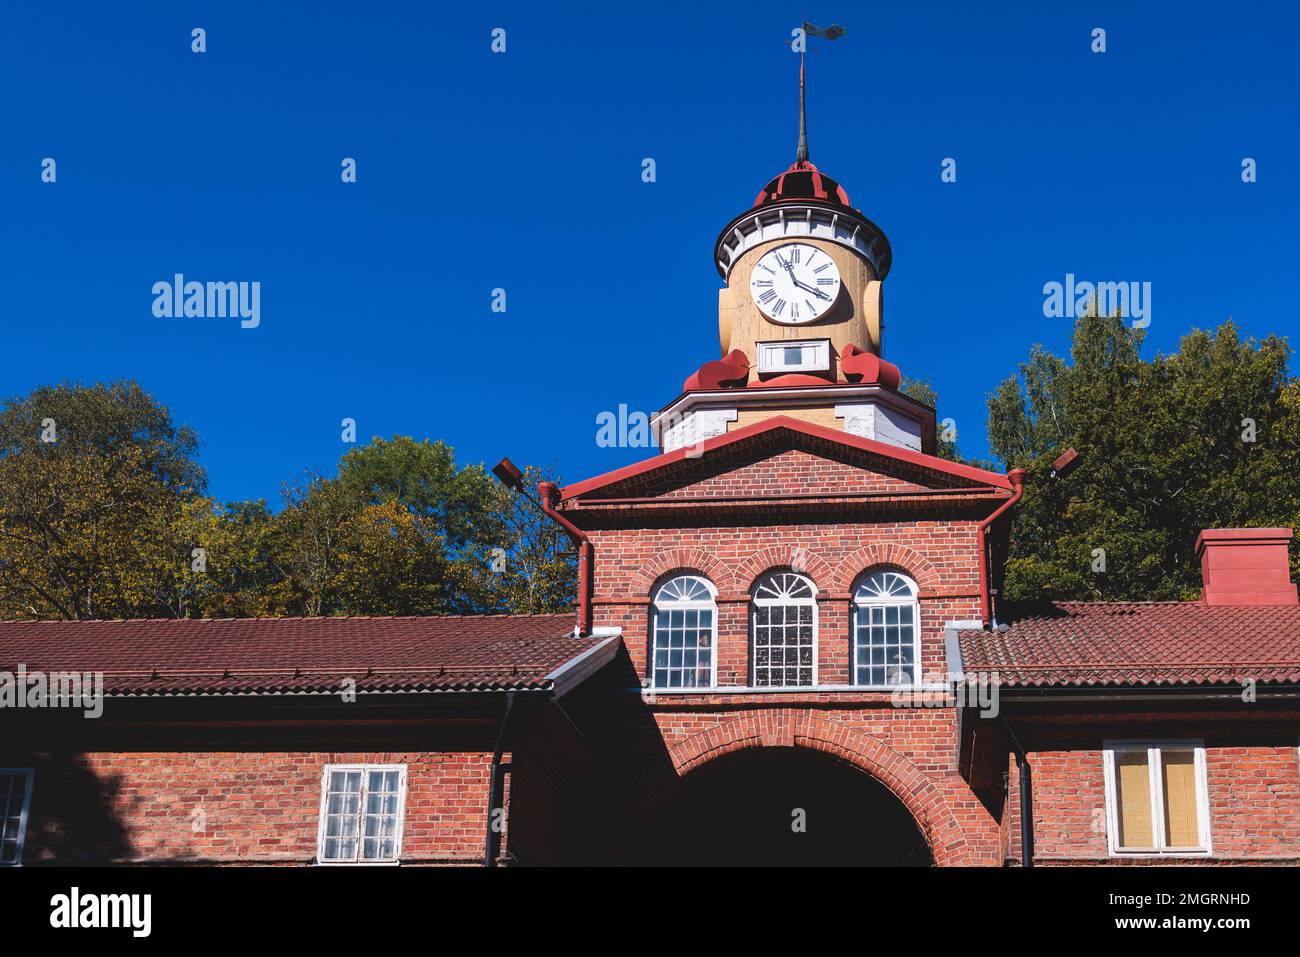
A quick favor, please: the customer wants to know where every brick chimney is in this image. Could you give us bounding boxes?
[1195,528,1298,605]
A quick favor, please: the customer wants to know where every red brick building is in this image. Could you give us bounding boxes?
[3,108,1299,868]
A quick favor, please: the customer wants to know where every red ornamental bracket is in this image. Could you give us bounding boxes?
[840,343,901,389]
[684,349,750,391]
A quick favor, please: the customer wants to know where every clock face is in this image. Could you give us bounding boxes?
[749,243,841,323]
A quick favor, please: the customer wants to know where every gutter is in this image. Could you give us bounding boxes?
[539,481,593,637]
[946,621,1032,867]
[543,633,621,699]
[483,690,517,867]
[977,468,1026,626]
[1000,714,1035,868]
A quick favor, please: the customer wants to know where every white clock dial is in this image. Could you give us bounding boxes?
[748,243,841,324]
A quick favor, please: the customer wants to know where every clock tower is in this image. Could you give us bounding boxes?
[653,63,935,455]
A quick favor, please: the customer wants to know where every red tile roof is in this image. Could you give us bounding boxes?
[958,602,1300,688]
[0,615,611,696]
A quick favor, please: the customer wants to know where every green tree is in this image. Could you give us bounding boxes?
[337,436,498,554]
[0,382,207,619]
[195,500,285,617]
[461,463,577,615]
[987,310,1300,602]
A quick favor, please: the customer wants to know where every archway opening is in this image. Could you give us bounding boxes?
[639,746,932,866]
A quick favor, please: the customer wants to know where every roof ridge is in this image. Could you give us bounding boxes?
[0,612,574,625]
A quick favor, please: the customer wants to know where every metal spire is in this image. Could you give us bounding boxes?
[796,50,809,166]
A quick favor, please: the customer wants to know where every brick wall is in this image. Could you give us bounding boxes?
[3,699,604,866]
[586,518,984,685]
[7,748,489,864]
[568,496,1005,864]
[1016,742,1300,865]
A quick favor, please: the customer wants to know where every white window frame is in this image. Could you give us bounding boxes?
[0,768,33,867]
[756,338,831,374]
[1102,740,1211,857]
[750,571,819,688]
[851,570,922,689]
[315,764,408,866]
[650,575,718,690]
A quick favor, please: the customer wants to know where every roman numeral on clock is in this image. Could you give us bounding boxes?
[817,278,836,285]
[758,289,777,304]
[753,279,773,287]
[814,263,830,273]
[791,247,801,263]
[773,298,786,315]
[791,303,801,320]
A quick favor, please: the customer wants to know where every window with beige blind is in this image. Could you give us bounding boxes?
[1103,742,1210,856]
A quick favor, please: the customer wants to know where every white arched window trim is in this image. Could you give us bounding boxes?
[851,570,921,688]
[650,574,718,690]
[751,571,818,688]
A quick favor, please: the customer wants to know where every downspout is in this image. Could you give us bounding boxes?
[483,690,517,867]
[1000,714,1035,868]
[977,468,1026,627]
[539,481,592,637]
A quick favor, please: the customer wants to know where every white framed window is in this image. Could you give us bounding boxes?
[756,338,831,374]
[0,769,33,867]
[651,574,717,689]
[316,764,407,865]
[1102,741,1211,856]
[852,570,921,687]
[751,571,818,687]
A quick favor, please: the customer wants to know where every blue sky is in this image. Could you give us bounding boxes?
[2,2,1297,504]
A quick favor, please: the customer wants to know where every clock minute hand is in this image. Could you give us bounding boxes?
[793,278,831,300]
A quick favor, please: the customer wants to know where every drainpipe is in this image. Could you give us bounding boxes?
[539,481,593,637]
[977,468,1026,626]
[1000,714,1035,867]
[483,691,517,867]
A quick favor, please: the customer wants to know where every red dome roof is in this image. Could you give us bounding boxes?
[753,160,854,210]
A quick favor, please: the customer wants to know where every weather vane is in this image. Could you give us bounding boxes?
[793,21,846,166]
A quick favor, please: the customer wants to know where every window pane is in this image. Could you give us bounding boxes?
[853,600,917,687]
[1114,751,1154,849]
[0,772,29,867]
[1161,750,1200,848]
[652,587,716,689]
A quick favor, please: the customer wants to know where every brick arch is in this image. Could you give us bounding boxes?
[832,542,941,594]
[661,710,974,866]
[734,545,835,594]
[633,547,737,595]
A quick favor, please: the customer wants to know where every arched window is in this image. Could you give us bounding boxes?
[751,571,817,687]
[651,575,717,689]
[852,570,920,687]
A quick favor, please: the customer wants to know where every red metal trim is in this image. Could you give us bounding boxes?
[560,415,1014,500]
[564,486,1005,508]
[977,468,1026,625]
[539,482,592,636]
